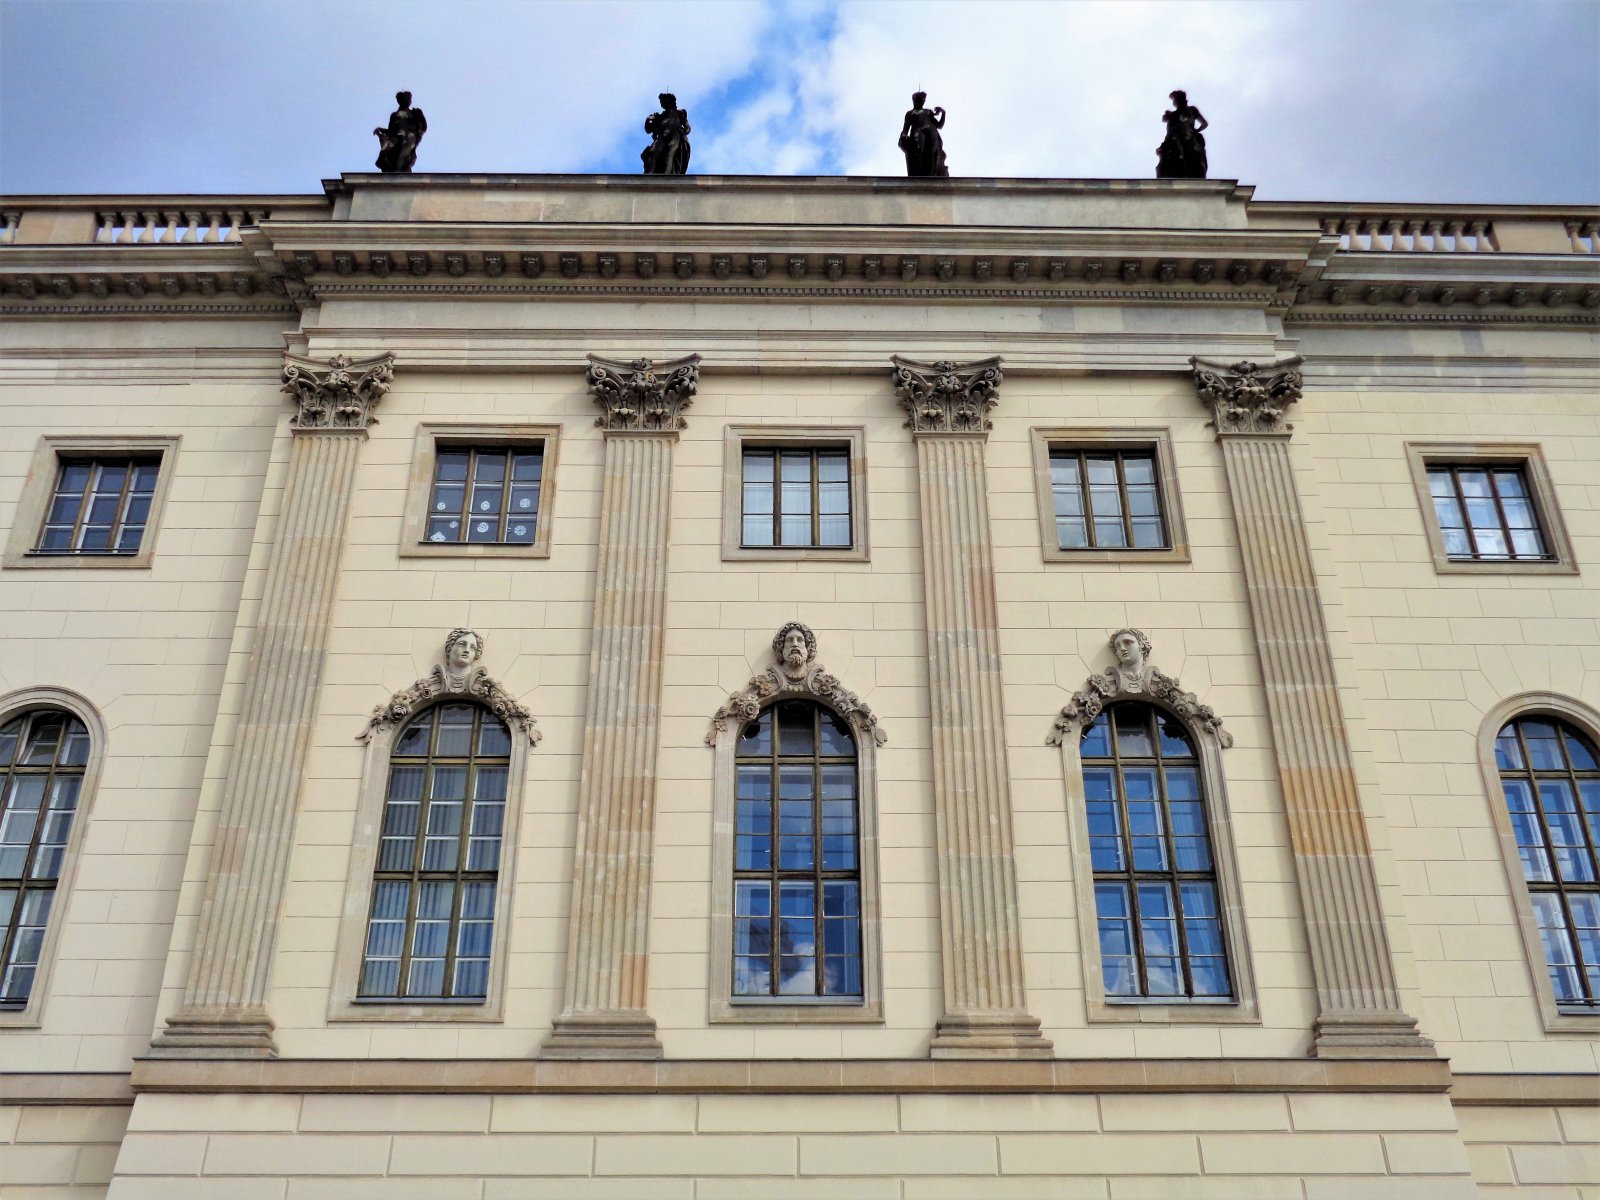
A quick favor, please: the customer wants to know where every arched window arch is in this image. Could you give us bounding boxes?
[331,629,537,1021]
[1051,629,1258,1024]
[1484,698,1600,1022]
[0,687,105,1024]
[707,624,886,1022]
[358,703,511,1001]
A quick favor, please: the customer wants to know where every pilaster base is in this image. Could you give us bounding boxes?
[1313,1010,1437,1059]
[147,1007,277,1059]
[541,1011,664,1061]
[930,1012,1054,1060]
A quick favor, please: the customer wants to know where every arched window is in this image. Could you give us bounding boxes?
[732,700,862,999]
[358,703,511,1001]
[1082,702,1232,1000]
[0,709,90,1007]
[1495,714,1600,1011]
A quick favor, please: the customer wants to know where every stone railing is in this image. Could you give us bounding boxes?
[0,196,329,246]
[1255,203,1598,256]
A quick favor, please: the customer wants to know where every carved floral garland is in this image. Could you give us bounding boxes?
[360,665,540,746]
[708,663,887,747]
[1048,663,1231,748]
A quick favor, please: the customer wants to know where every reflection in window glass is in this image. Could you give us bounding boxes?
[741,448,851,549]
[1083,703,1231,1000]
[732,702,861,999]
[1427,464,1549,561]
[1049,449,1168,551]
[0,710,89,1007]
[35,458,160,556]
[360,704,510,1000]
[1496,716,1600,1009]
[425,445,543,545]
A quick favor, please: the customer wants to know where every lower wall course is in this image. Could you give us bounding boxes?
[200,1133,391,1177]
[1199,1132,1389,1175]
[797,1134,998,1177]
[387,1134,592,1176]
[594,1134,796,1177]
[999,1133,1201,1176]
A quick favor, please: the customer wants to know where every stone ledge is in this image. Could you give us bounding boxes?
[0,1072,134,1106]
[120,1057,1453,1096]
[1449,1073,1600,1107]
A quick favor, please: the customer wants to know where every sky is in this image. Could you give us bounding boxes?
[1,0,1596,203]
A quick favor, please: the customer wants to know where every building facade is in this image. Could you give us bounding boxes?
[0,176,1596,1197]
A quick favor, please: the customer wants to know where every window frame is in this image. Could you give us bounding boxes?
[400,423,560,560]
[1057,699,1258,1025]
[0,688,105,1029]
[329,699,528,1023]
[1405,442,1576,576]
[709,697,883,1024]
[721,426,869,563]
[3,436,180,571]
[1029,427,1190,564]
[1477,693,1600,1033]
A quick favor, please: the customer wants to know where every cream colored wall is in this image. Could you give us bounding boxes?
[0,328,284,1072]
[0,1103,129,1198]
[1299,369,1600,1074]
[1457,1104,1600,1197]
[104,1089,1478,1199]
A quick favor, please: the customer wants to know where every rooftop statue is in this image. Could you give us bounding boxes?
[898,91,949,177]
[1156,89,1208,179]
[642,93,692,175]
[373,90,427,173]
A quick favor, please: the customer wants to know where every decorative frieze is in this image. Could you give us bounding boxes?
[895,354,1051,1060]
[707,623,886,746]
[281,352,394,432]
[1191,357,1434,1059]
[1190,356,1304,436]
[1048,628,1230,747]
[585,353,701,433]
[891,355,1003,434]
[360,628,538,746]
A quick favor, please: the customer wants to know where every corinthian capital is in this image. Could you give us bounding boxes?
[891,355,1003,434]
[1190,356,1304,437]
[282,353,394,431]
[586,354,701,433]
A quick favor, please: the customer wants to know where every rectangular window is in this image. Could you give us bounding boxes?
[1405,443,1575,575]
[35,458,160,557]
[425,445,544,546]
[1427,464,1549,562]
[1049,449,1168,551]
[400,424,559,560]
[741,447,852,550]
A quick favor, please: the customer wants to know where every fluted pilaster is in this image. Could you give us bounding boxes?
[1194,356,1433,1058]
[895,356,1051,1060]
[152,353,391,1058]
[543,355,695,1059]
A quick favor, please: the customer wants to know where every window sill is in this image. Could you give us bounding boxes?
[328,998,502,1023]
[711,998,883,1025]
[1041,545,1191,565]
[398,541,551,560]
[4,550,154,570]
[1431,555,1578,576]
[722,545,869,564]
[1088,997,1258,1025]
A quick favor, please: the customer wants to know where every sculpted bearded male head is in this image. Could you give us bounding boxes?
[773,622,817,674]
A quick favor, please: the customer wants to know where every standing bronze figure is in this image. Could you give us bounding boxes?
[373,91,427,173]
[898,91,949,178]
[641,94,691,175]
[1156,89,1208,179]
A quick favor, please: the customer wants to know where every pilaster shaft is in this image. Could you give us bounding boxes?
[1193,357,1433,1058]
[152,353,392,1058]
[894,356,1051,1060]
[543,355,697,1060]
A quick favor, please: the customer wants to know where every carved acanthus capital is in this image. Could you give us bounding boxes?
[1190,356,1304,437]
[360,628,540,746]
[282,352,394,431]
[1048,628,1231,748]
[587,353,701,433]
[708,623,886,747]
[891,355,1003,434]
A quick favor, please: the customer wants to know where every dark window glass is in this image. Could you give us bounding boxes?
[359,704,510,1000]
[1083,703,1231,1000]
[732,702,861,999]
[741,447,851,549]
[1427,464,1550,561]
[35,457,160,556]
[0,710,89,1007]
[425,445,543,546]
[1049,449,1167,550]
[1496,716,1600,1010]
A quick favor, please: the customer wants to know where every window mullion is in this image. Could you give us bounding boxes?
[1116,453,1135,548]
[1450,469,1478,560]
[1490,471,1519,562]
[1153,725,1196,998]
[67,466,96,552]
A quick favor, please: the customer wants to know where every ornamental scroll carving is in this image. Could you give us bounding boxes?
[1047,627,1231,748]
[282,352,394,431]
[707,622,887,747]
[1189,355,1304,436]
[890,355,1003,434]
[587,353,702,432]
[360,628,540,746]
